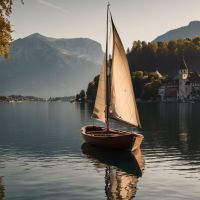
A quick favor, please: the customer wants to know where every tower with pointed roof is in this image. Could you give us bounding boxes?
[177,56,191,101]
[179,57,188,79]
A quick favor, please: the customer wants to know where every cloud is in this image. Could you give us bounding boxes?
[37,0,70,15]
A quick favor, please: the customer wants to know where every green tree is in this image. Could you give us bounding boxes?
[80,90,85,101]
[192,37,200,46]
[142,79,161,99]
[126,47,130,54]
[75,93,80,101]
[0,0,13,58]
[0,0,24,59]
[86,75,99,101]
[132,71,146,99]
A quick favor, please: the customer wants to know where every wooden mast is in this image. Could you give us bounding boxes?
[105,3,110,132]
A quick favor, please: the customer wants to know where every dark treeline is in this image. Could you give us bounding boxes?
[86,71,166,101]
[75,90,86,102]
[127,37,200,75]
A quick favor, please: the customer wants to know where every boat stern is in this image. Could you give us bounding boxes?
[132,133,144,151]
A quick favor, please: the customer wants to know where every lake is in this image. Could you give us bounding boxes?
[0,102,200,199]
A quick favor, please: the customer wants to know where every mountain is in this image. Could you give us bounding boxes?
[0,33,103,97]
[153,21,200,42]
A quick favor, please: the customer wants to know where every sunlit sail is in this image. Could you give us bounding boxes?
[81,4,144,151]
[110,17,141,127]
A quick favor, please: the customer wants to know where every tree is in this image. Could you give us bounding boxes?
[142,79,161,100]
[86,75,99,101]
[75,93,80,101]
[80,90,85,101]
[126,47,130,54]
[0,0,13,59]
[0,0,24,59]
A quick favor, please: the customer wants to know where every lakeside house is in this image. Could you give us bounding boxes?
[158,57,200,102]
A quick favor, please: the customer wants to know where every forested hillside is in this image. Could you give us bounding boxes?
[127,37,200,76]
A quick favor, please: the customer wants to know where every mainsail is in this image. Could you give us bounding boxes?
[92,13,141,128]
[110,18,141,127]
[92,56,107,122]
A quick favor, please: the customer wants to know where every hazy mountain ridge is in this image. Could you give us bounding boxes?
[0,33,103,97]
[153,21,200,42]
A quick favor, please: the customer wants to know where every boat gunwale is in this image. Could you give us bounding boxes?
[81,125,143,138]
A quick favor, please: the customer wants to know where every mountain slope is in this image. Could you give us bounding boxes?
[153,21,200,42]
[0,33,103,97]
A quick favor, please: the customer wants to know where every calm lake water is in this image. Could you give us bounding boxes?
[0,102,200,200]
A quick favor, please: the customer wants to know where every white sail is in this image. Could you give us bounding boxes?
[110,19,141,127]
[92,56,106,122]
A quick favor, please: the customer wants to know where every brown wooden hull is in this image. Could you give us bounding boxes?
[81,125,144,151]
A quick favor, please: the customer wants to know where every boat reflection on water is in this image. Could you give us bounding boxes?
[81,143,145,199]
[0,177,5,200]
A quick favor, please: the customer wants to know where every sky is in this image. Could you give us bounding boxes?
[11,0,200,49]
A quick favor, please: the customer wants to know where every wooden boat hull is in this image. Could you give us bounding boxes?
[81,125,144,151]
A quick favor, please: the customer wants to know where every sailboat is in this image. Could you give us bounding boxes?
[81,4,144,151]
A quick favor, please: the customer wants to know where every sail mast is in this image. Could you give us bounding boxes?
[105,3,110,131]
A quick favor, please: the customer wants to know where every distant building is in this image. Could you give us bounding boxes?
[177,57,190,101]
[158,57,200,102]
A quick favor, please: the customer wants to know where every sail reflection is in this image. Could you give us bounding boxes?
[81,144,144,199]
[0,177,5,200]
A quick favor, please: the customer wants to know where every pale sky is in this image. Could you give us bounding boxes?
[11,0,200,49]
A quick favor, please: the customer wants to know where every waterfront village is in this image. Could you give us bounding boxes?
[158,57,200,102]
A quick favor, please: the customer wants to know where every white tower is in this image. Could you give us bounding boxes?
[178,57,189,101]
